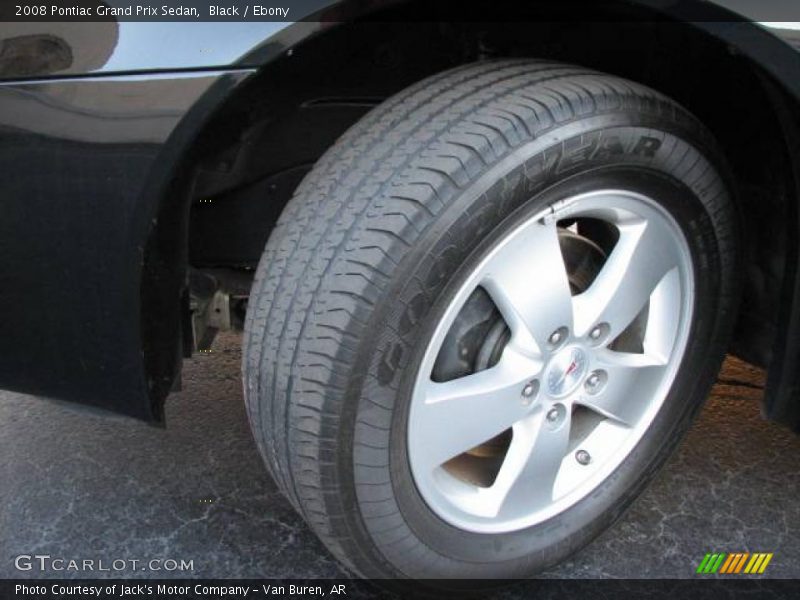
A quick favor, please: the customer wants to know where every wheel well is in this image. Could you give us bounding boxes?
[181,13,798,369]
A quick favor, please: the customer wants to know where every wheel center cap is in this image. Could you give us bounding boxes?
[545,346,588,398]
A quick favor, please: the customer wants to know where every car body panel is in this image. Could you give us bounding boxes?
[0,71,251,418]
[0,0,798,423]
[0,21,324,79]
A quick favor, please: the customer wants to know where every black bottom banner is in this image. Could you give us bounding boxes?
[3,579,800,600]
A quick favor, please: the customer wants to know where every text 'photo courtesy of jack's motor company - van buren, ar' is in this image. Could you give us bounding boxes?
[15,584,348,597]
[14,5,291,18]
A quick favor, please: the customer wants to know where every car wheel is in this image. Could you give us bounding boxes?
[243,59,738,579]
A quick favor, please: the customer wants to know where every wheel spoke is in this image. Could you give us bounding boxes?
[413,346,543,471]
[481,219,573,353]
[574,349,667,426]
[490,408,572,516]
[573,216,679,338]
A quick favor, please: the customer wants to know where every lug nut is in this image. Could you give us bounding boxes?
[545,404,566,428]
[521,380,539,405]
[548,327,568,348]
[575,449,592,465]
[543,403,567,428]
[588,322,610,344]
[584,370,606,394]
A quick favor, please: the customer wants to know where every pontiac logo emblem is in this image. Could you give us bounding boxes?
[546,347,588,397]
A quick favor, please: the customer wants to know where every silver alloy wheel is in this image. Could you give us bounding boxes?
[408,189,694,534]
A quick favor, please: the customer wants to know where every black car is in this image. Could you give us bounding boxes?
[1,0,799,580]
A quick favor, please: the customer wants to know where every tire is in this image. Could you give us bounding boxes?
[243,59,738,579]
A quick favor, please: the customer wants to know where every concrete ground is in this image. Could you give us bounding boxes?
[1,332,798,580]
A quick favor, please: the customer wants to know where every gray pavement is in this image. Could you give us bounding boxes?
[1,332,798,579]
